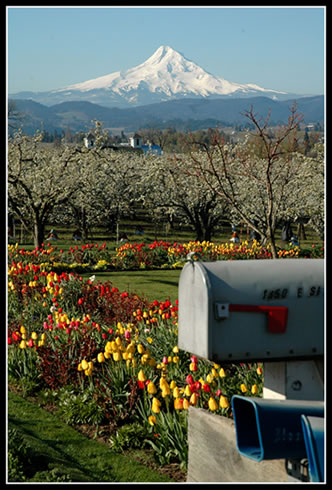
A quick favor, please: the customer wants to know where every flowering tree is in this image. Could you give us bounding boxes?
[182,105,324,258]
[8,130,86,247]
[293,143,325,239]
[139,154,229,241]
[34,121,143,241]
[60,148,144,239]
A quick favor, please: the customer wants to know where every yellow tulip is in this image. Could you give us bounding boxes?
[256,366,263,375]
[211,368,218,378]
[183,399,190,410]
[219,395,230,409]
[147,381,157,394]
[208,397,218,411]
[97,352,105,363]
[81,359,89,370]
[148,415,157,426]
[113,351,122,361]
[190,393,198,405]
[151,397,161,413]
[105,342,112,353]
[137,344,145,354]
[141,354,149,365]
[161,385,171,397]
[173,387,180,398]
[138,369,146,382]
[126,343,135,354]
[172,345,179,354]
[111,341,119,351]
[219,368,226,378]
[240,383,248,393]
[184,385,192,397]
[20,326,26,334]
[19,340,27,349]
[31,332,38,340]
[170,380,177,389]
[251,384,259,395]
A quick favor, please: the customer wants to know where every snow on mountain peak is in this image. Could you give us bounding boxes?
[55,45,287,104]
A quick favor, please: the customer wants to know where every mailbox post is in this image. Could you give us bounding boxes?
[178,258,324,483]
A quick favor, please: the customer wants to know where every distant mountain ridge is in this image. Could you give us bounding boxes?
[10,95,324,135]
[9,45,306,109]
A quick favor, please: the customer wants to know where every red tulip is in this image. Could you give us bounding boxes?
[193,381,201,392]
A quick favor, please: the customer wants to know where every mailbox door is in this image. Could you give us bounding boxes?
[178,261,212,360]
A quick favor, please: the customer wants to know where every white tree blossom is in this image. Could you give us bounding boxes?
[8,130,85,247]
[138,153,229,241]
[182,106,324,257]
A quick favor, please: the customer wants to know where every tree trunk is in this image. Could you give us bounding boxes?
[266,216,278,259]
[33,219,45,248]
[194,224,204,242]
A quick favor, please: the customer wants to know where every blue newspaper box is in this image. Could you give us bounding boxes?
[301,415,325,482]
[231,396,324,462]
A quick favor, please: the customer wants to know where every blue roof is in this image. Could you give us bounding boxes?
[141,145,162,155]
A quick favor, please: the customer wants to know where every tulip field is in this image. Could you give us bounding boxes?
[7,238,324,482]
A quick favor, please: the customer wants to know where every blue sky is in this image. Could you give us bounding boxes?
[7,6,325,96]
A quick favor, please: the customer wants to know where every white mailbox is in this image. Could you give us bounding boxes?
[178,259,324,362]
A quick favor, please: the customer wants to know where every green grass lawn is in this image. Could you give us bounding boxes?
[8,391,173,483]
[82,269,181,303]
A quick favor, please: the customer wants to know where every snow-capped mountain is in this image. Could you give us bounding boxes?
[10,45,289,108]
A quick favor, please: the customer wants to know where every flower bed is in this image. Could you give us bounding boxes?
[7,238,323,470]
[8,238,324,275]
[8,257,263,469]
